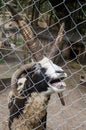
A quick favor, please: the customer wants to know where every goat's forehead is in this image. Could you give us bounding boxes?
[39,57,63,71]
[18,77,27,84]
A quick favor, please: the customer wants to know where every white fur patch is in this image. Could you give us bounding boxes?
[17,77,27,92]
[39,57,67,79]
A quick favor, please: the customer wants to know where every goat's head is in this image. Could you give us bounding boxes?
[12,57,67,98]
[38,57,67,94]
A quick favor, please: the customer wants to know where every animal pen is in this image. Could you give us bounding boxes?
[0,0,86,130]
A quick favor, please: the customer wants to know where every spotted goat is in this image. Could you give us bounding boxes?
[7,4,67,130]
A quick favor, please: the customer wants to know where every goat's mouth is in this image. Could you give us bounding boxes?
[49,78,66,93]
[48,78,66,106]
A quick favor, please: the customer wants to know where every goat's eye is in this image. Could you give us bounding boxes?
[18,83,22,86]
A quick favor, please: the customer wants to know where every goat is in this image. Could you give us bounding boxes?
[7,4,67,130]
[8,57,67,130]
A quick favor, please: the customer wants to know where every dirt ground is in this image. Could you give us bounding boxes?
[0,54,86,130]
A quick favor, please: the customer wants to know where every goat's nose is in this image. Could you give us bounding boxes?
[55,71,67,78]
[55,71,64,73]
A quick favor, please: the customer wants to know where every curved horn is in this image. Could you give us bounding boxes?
[7,4,44,61]
[49,23,65,61]
[49,23,65,106]
[11,63,35,99]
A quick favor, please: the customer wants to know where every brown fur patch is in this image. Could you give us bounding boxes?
[11,92,49,130]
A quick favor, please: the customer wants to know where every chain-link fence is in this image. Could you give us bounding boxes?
[0,0,86,130]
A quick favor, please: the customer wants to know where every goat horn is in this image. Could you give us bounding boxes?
[11,63,35,99]
[7,4,44,61]
[49,23,65,105]
[58,93,65,106]
[49,22,65,60]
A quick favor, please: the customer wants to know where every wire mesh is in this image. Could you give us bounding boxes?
[0,0,86,130]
